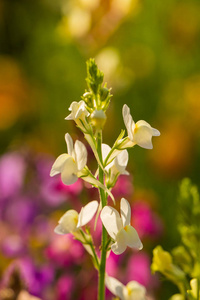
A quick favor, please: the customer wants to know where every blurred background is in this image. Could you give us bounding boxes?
[0,0,200,299]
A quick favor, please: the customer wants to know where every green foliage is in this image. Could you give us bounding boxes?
[152,178,200,299]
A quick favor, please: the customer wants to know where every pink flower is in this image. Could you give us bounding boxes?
[45,235,85,267]
[56,275,74,300]
[132,201,163,239]
[126,252,159,289]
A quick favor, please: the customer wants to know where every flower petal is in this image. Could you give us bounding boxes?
[60,156,78,185]
[105,275,125,300]
[120,198,131,227]
[124,225,143,250]
[74,140,87,171]
[54,209,78,234]
[100,206,123,239]
[122,104,134,141]
[124,281,146,300]
[77,200,99,228]
[102,144,114,171]
[152,128,160,136]
[65,133,74,157]
[115,150,129,174]
[111,229,127,255]
[50,154,70,177]
[133,120,155,149]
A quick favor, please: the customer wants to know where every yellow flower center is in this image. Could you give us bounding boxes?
[134,124,138,133]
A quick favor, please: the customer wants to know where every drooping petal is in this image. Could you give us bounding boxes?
[105,275,125,300]
[54,210,78,234]
[120,198,131,227]
[101,206,123,239]
[124,225,143,250]
[133,120,156,149]
[124,281,146,300]
[50,154,70,177]
[65,133,74,157]
[77,200,99,228]
[60,156,78,185]
[115,150,129,174]
[74,140,87,171]
[111,229,127,255]
[122,104,134,141]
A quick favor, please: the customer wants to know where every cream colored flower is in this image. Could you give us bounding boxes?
[54,200,99,235]
[105,275,146,300]
[65,100,90,131]
[122,104,160,149]
[50,133,87,185]
[100,198,142,255]
[102,143,129,186]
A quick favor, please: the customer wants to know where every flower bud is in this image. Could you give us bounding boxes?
[90,109,106,130]
[100,87,110,102]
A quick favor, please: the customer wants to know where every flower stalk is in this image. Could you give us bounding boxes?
[97,132,107,300]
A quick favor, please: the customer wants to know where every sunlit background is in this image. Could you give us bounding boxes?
[0,0,200,299]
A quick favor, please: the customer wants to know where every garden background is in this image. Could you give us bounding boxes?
[0,0,200,299]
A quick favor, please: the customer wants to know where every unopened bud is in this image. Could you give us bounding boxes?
[100,87,109,102]
[90,109,106,130]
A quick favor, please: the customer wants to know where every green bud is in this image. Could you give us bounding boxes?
[100,87,110,102]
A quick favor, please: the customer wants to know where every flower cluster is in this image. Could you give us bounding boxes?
[50,59,160,299]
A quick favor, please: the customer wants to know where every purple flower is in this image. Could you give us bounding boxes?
[2,258,54,298]
[0,152,26,199]
[3,197,38,230]
[1,235,27,257]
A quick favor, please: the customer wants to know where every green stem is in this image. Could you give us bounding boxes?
[97,132,107,300]
[79,229,100,270]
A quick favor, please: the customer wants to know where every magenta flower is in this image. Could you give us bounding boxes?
[56,275,75,300]
[132,201,163,239]
[126,252,158,288]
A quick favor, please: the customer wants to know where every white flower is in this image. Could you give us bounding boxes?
[122,104,160,149]
[65,100,90,131]
[105,275,146,300]
[102,143,129,176]
[102,143,129,186]
[54,200,99,235]
[50,133,87,185]
[100,198,142,255]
